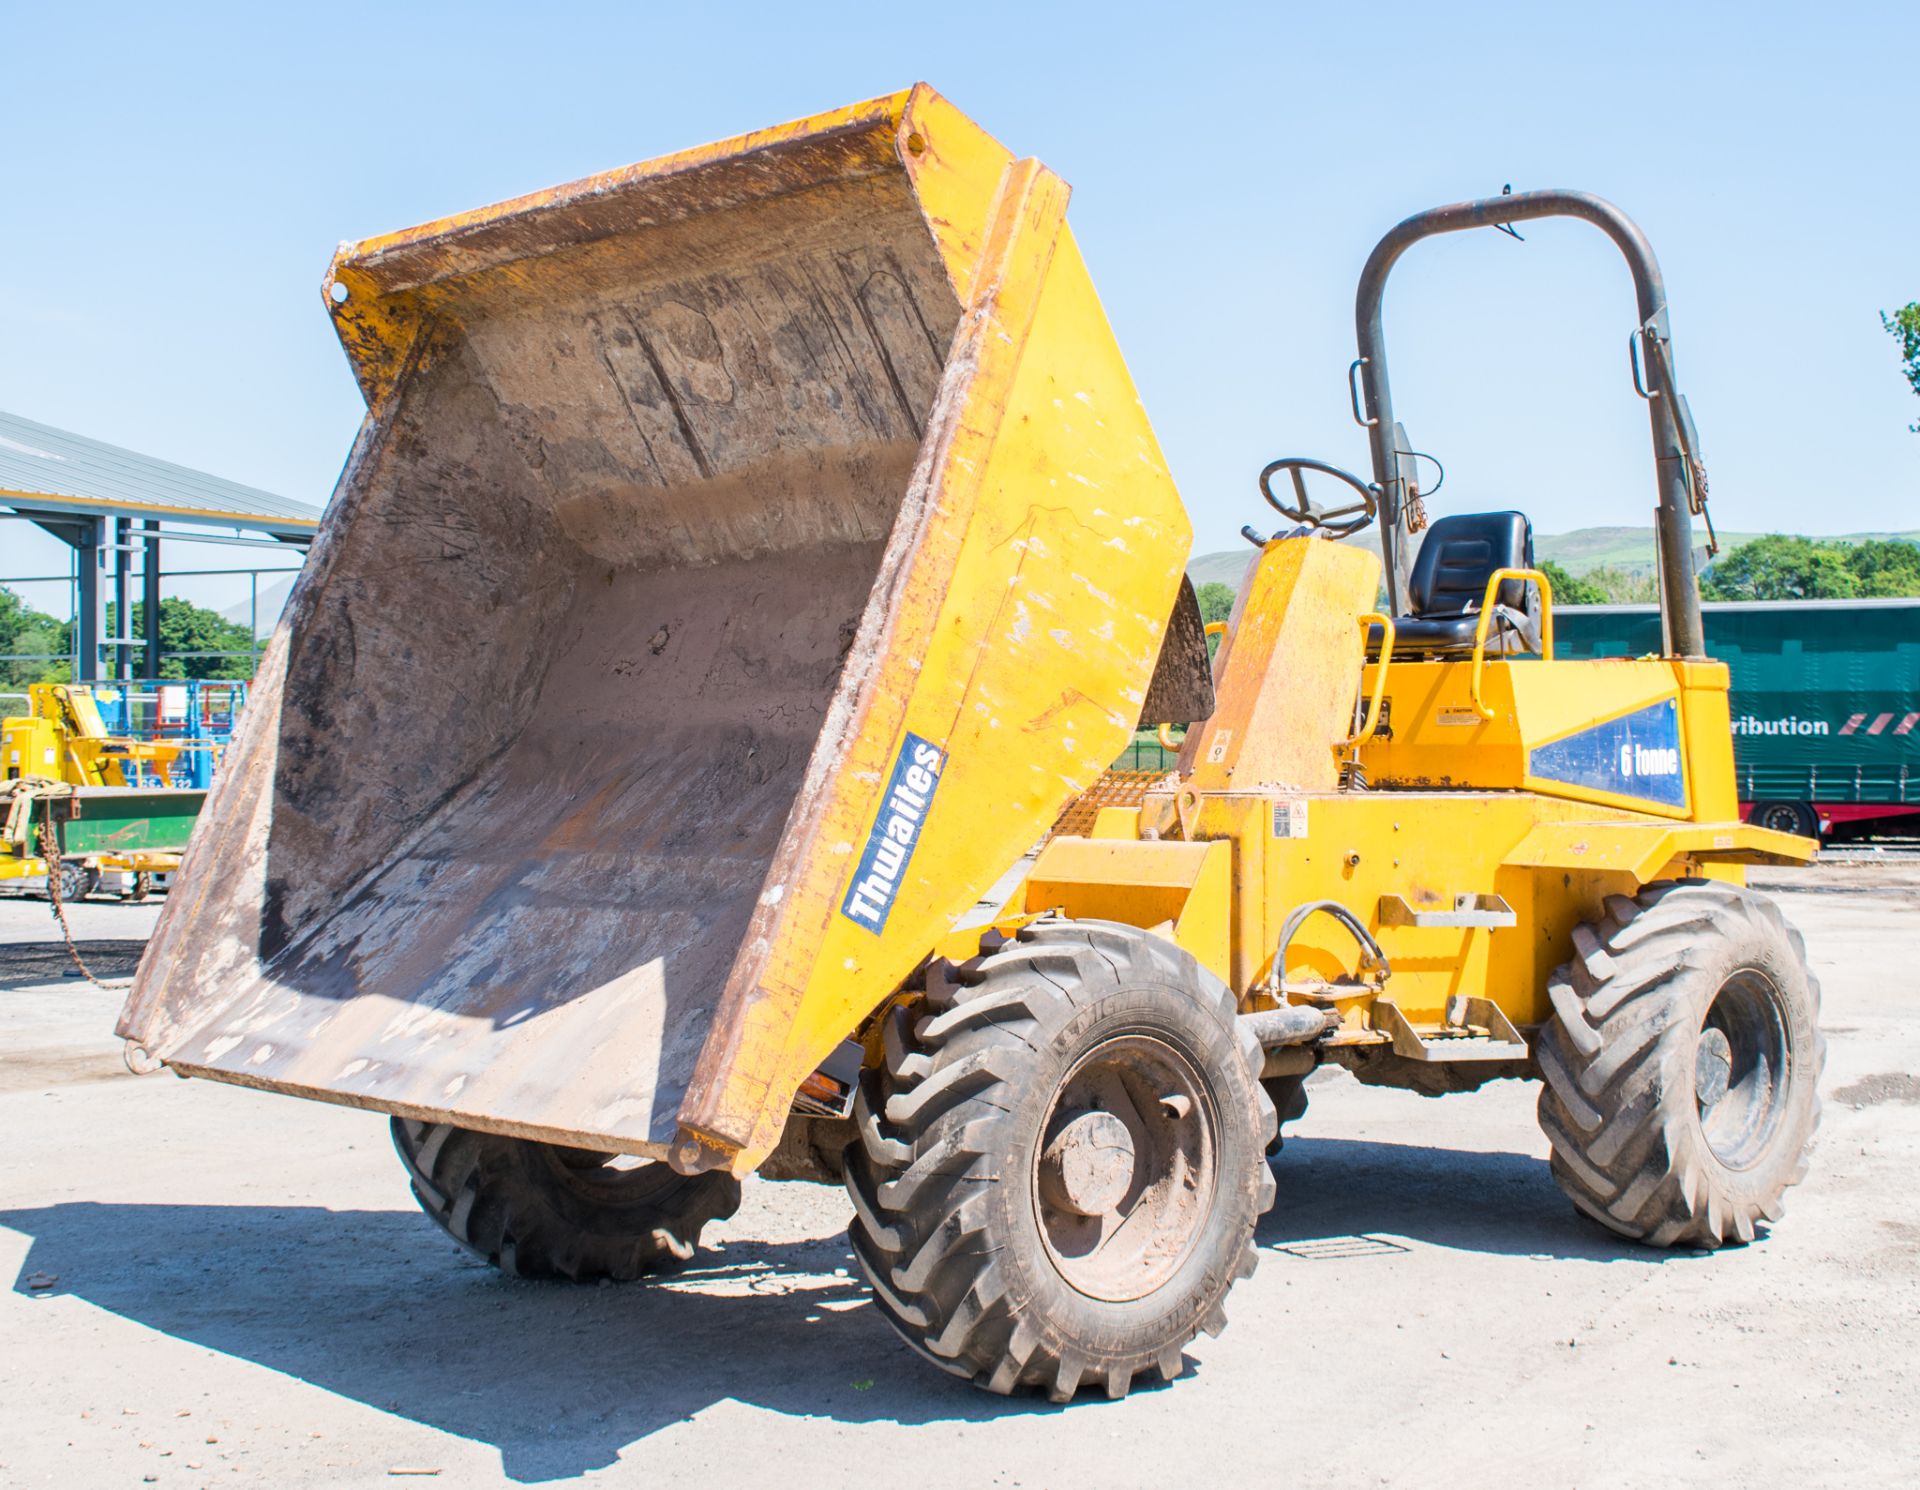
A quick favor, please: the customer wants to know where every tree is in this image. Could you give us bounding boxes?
[0,586,70,686]
[1701,535,1860,600]
[0,591,258,685]
[1699,534,1920,602]
[1195,581,1236,626]
[1884,303,1920,433]
[1538,559,1606,606]
[1582,565,1659,604]
[1845,538,1920,597]
[1193,581,1236,662]
[103,599,259,681]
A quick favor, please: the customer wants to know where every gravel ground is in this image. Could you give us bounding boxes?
[1,866,1916,1488]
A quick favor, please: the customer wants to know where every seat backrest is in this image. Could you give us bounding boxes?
[1406,511,1533,616]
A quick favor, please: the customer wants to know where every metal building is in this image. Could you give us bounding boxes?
[0,409,320,678]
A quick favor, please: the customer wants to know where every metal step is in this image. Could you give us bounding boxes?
[1378,893,1516,929]
[1372,997,1530,1063]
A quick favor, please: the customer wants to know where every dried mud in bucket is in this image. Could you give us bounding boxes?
[123,174,963,1154]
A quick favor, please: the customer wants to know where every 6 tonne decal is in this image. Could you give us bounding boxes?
[1528,698,1688,808]
[841,732,946,934]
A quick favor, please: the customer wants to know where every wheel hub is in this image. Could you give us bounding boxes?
[1031,1034,1219,1302]
[1697,969,1791,1169]
[1695,1026,1733,1108]
[1038,1111,1137,1216]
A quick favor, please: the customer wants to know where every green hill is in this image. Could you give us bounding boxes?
[1188,526,1920,589]
[1186,549,1261,591]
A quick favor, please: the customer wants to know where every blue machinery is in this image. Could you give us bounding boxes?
[82,678,248,790]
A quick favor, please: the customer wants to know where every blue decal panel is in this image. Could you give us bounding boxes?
[1528,699,1687,808]
[840,731,946,935]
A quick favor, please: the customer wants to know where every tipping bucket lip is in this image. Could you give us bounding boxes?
[342,91,910,286]
[322,89,944,407]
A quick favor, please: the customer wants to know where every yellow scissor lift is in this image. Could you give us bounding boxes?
[121,88,1822,1403]
[2,683,198,899]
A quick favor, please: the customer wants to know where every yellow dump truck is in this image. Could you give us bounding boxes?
[120,86,1822,1402]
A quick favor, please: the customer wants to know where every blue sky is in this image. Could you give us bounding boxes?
[3,1,1914,613]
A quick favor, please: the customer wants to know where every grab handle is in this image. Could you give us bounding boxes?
[1469,567,1554,720]
[1340,613,1395,747]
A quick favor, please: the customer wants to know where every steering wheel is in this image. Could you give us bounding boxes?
[1257,457,1379,538]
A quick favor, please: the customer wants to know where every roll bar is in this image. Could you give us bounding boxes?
[1351,189,1708,658]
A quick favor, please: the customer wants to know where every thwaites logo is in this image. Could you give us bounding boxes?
[1528,698,1687,808]
[840,732,945,935]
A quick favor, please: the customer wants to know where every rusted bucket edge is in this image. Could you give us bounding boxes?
[165,1063,676,1160]
[327,90,915,300]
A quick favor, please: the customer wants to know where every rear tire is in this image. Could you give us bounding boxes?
[1536,881,1823,1249]
[1753,800,1818,840]
[844,920,1275,1401]
[391,1119,740,1281]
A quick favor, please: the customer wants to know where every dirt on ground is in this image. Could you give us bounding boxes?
[1,863,1916,1488]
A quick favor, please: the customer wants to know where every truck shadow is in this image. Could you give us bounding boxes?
[1,1139,1668,1480]
[0,1200,1045,1482]
[1261,1134,1670,1263]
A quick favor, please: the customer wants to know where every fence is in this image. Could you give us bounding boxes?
[1116,736,1179,772]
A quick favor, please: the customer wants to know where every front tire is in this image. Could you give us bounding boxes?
[55,861,99,902]
[391,1120,740,1281]
[845,920,1275,1401]
[1536,881,1823,1248]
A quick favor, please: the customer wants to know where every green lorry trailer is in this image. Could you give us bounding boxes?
[1555,598,1920,839]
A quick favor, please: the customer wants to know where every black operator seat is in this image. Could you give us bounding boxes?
[1381,510,1542,658]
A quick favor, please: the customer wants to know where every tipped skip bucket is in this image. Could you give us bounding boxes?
[120,86,1197,1173]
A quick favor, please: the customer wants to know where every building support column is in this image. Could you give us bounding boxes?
[142,520,163,679]
[111,515,133,681]
[76,515,104,683]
